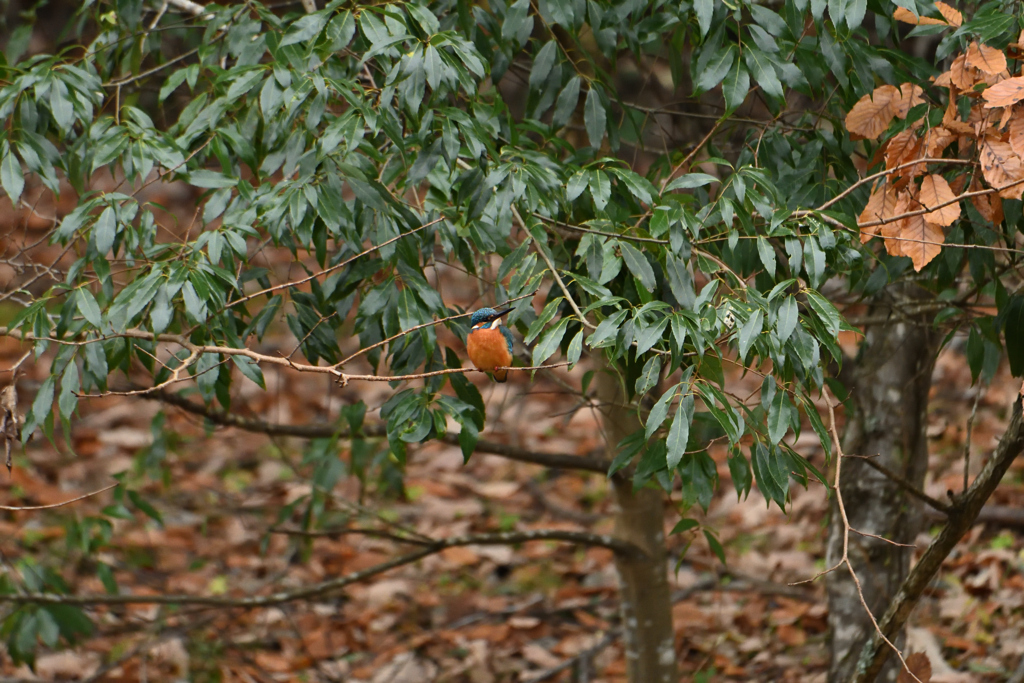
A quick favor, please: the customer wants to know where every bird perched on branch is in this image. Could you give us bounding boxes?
[467,307,514,382]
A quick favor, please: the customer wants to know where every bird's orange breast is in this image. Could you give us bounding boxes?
[467,328,513,372]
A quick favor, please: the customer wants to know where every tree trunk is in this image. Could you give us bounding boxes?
[596,367,677,683]
[826,287,940,683]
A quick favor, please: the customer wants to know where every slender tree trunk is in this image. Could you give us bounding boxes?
[596,366,677,683]
[826,286,939,683]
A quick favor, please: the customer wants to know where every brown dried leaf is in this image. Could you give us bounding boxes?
[934,70,953,88]
[919,174,960,226]
[969,177,1004,225]
[892,83,926,119]
[900,204,944,271]
[845,85,901,139]
[983,76,1024,109]
[1010,116,1024,157]
[980,137,1024,199]
[923,126,956,157]
[934,1,962,27]
[858,182,898,243]
[1000,103,1015,129]
[950,54,979,91]
[886,130,921,174]
[897,652,933,683]
[966,42,1008,76]
[893,6,950,25]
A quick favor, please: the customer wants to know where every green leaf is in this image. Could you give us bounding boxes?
[756,238,776,278]
[58,363,80,422]
[93,206,116,254]
[0,142,24,205]
[646,382,679,440]
[584,87,606,149]
[671,518,699,534]
[694,0,713,37]
[619,241,656,292]
[635,355,662,396]
[609,167,655,206]
[1004,295,1024,376]
[737,309,763,359]
[722,61,750,112]
[281,10,330,45]
[589,170,611,210]
[552,76,581,128]
[127,490,163,525]
[703,529,726,564]
[76,289,102,328]
[743,48,783,100]
[566,329,583,367]
[776,296,798,343]
[566,171,588,201]
[767,389,789,444]
[532,318,569,366]
[666,392,694,470]
[695,44,735,93]
[664,172,720,192]
[231,355,266,389]
[804,289,841,337]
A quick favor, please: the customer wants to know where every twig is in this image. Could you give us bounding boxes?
[850,394,1024,683]
[0,482,118,511]
[521,630,619,683]
[220,219,440,315]
[336,288,537,368]
[964,387,982,492]
[512,205,597,330]
[796,386,919,682]
[848,455,953,515]
[0,530,645,607]
[139,387,613,472]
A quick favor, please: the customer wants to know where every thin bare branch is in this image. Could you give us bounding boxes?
[0,530,645,608]
[0,482,118,511]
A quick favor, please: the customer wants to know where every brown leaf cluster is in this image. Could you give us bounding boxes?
[850,15,1024,271]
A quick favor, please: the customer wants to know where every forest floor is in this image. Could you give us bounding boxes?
[1,184,1023,683]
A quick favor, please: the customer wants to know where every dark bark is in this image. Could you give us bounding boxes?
[596,368,678,683]
[851,395,1024,682]
[826,288,940,683]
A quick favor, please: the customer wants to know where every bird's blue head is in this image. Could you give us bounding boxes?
[470,307,507,328]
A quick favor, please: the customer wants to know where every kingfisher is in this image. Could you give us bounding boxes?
[467,307,514,382]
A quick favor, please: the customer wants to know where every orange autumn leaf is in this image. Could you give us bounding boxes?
[845,85,902,139]
[893,83,926,118]
[950,54,979,91]
[966,42,1008,76]
[982,76,1024,108]
[893,6,950,25]
[923,126,956,157]
[934,1,962,27]
[858,182,898,243]
[969,177,1004,225]
[899,203,944,271]
[1009,116,1024,157]
[885,130,920,174]
[919,174,960,226]
[980,137,1024,199]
